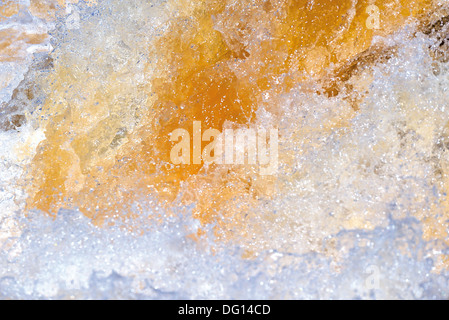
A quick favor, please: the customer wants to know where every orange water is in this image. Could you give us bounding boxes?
[20,0,443,245]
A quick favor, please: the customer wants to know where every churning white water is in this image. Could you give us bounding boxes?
[1,0,449,299]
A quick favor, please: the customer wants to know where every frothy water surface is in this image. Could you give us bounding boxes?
[1,0,449,299]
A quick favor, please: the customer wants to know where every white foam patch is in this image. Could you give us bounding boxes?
[1,204,448,299]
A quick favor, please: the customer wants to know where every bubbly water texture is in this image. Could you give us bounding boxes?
[1,0,449,299]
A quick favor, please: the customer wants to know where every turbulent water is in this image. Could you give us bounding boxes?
[1,0,449,299]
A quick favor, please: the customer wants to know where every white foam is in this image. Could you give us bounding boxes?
[1,0,449,299]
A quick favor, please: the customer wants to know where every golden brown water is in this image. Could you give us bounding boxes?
[2,0,449,299]
[24,0,438,234]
